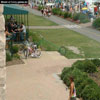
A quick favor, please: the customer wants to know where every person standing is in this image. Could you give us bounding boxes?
[41,8,44,16]
[69,76,76,100]
[20,23,26,41]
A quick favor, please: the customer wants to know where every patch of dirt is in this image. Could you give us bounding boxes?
[6,59,24,67]
[89,67,100,86]
[66,46,84,56]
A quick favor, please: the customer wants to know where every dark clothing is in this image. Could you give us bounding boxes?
[70,97,76,100]
[8,24,15,32]
[20,32,24,41]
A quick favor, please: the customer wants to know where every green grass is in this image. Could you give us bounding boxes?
[28,13,57,26]
[30,28,100,58]
[4,13,57,26]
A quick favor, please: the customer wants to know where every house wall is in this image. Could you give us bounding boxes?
[0,4,6,100]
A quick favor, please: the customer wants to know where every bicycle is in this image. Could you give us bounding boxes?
[19,41,41,59]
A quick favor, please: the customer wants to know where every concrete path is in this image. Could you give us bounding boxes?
[6,51,78,100]
[23,6,100,43]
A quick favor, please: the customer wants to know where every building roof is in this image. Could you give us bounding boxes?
[3,4,28,15]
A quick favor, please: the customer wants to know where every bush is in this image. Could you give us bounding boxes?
[73,13,80,21]
[73,13,90,23]
[64,12,69,18]
[12,45,19,54]
[72,60,97,73]
[72,60,85,71]
[38,5,44,11]
[92,18,100,29]
[83,60,97,73]
[6,52,12,62]
[79,13,90,23]
[62,67,73,86]
[13,54,20,59]
[68,13,72,18]
[58,10,63,16]
[81,84,100,100]
[61,12,66,17]
[91,59,100,67]
[61,66,100,100]
[52,8,61,15]
[76,78,96,98]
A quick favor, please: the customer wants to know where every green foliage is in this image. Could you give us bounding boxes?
[73,13,89,23]
[82,60,97,73]
[64,12,69,18]
[68,13,72,18]
[81,84,100,100]
[79,13,90,23]
[73,13,80,21]
[91,59,100,67]
[58,10,62,16]
[30,31,58,51]
[72,60,85,71]
[62,67,73,86]
[92,18,100,29]
[38,5,44,11]
[61,66,100,100]
[52,8,61,15]
[38,38,58,51]
[6,52,12,62]
[61,12,66,17]
[12,45,19,54]
[30,32,41,44]
[72,60,97,73]
[13,54,20,59]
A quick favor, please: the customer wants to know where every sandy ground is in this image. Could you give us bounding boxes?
[6,51,78,100]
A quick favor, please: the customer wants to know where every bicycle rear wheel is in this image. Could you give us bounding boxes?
[24,49,29,59]
[35,49,41,57]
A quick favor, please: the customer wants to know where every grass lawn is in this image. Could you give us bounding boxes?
[28,13,57,26]
[30,28,100,58]
[4,13,57,26]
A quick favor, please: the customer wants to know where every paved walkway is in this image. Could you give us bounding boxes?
[24,6,100,43]
[6,51,78,100]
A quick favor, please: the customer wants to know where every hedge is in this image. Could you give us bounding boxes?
[92,18,100,29]
[72,60,97,73]
[91,59,100,67]
[64,12,69,18]
[73,13,90,23]
[73,13,80,21]
[52,8,61,15]
[61,67,100,100]
[61,59,100,100]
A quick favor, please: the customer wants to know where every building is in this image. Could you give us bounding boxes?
[0,4,6,100]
